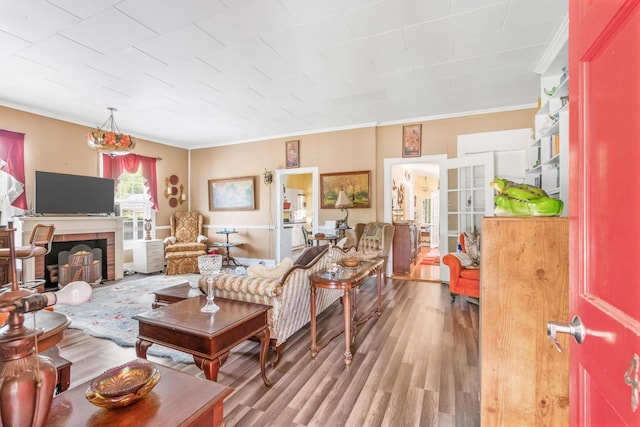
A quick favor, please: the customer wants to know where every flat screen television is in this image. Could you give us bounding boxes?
[34,171,115,215]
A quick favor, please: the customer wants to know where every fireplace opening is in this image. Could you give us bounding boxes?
[45,239,107,290]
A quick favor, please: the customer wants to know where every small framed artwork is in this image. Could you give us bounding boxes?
[208,176,255,211]
[402,124,422,158]
[320,170,371,209]
[285,140,300,168]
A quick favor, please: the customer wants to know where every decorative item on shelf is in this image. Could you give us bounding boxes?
[144,218,152,240]
[87,107,135,156]
[263,169,273,185]
[490,177,563,217]
[335,190,353,229]
[85,359,161,409]
[0,225,92,427]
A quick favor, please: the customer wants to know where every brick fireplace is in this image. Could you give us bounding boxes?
[15,216,124,285]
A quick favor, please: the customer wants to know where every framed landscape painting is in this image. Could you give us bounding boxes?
[208,176,255,211]
[320,170,371,209]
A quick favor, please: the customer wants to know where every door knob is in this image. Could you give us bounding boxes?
[547,315,585,352]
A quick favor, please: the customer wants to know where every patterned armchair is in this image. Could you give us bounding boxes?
[349,222,395,275]
[164,211,208,275]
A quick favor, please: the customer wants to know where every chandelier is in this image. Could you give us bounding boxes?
[87,107,135,156]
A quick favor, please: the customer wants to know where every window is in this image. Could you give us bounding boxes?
[0,172,24,226]
[115,168,154,243]
[102,153,159,245]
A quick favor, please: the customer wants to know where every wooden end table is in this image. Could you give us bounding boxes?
[309,258,384,367]
[134,296,273,387]
[47,361,233,427]
[151,282,197,308]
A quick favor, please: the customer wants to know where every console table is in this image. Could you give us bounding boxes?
[308,258,384,367]
[46,361,233,426]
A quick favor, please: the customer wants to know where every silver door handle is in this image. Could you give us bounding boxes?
[547,315,585,352]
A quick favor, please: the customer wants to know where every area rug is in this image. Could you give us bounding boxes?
[54,274,200,363]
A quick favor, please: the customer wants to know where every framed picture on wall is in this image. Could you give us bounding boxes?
[285,140,299,168]
[320,170,371,209]
[402,124,422,158]
[208,176,255,210]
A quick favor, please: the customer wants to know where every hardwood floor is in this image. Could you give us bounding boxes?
[57,275,479,427]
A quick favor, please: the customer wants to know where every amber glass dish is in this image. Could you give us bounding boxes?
[86,360,161,408]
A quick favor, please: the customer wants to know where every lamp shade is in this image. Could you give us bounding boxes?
[335,191,353,209]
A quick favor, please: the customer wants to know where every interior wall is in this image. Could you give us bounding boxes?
[1,104,536,262]
[0,106,189,263]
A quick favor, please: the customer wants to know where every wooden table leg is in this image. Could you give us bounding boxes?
[343,288,352,367]
[194,354,227,381]
[258,328,273,387]
[376,265,383,317]
[310,285,318,359]
[136,338,153,358]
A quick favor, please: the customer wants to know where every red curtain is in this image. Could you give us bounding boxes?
[0,129,27,210]
[102,154,159,211]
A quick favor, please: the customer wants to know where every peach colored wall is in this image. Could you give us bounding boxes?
[0,106,189,263]
[1,105,535,262]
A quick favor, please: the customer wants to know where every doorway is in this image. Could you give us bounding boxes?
[384,155,446,280]
[275,167,319,262]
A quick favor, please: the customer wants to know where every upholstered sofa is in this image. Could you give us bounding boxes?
[164,211,208,275]
[209,244,348,365]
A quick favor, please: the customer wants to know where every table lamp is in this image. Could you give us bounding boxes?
[335,190,354,229]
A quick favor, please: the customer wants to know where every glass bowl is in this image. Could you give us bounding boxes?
[86,360,161,408]
[342,258,359,267]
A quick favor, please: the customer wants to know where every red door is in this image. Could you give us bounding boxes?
[569,0,640,425]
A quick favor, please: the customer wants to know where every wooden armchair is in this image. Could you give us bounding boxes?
[442,233,480,302]
[164,212,208,275]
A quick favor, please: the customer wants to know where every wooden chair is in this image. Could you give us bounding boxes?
[0,223,55,290]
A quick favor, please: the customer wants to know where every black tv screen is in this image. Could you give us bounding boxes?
[35,171,115,215]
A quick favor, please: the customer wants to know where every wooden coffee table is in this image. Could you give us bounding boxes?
[134,296,273,387]
[47,361,233,427]
[309,258,384,367]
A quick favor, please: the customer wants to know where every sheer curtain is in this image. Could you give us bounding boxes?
[102,154,159,210]
[0,130,27,217]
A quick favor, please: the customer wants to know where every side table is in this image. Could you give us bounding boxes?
[132,239,164,274]
[214,229,243,267]
[309,258,384,367]
[47,361,233,427]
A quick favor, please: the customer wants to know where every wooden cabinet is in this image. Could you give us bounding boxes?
[480,217,569,427]
[132,239,164,274]
[392,222,419,274]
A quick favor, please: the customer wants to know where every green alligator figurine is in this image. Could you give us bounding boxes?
[490,177,563,217]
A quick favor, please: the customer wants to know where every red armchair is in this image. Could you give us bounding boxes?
[442,233,480,302]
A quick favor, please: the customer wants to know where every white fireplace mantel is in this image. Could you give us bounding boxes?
[14,216,124,282]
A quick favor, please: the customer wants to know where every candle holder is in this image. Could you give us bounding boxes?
[197,255,222,313]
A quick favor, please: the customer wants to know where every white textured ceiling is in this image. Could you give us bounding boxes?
[0,0,567,149]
